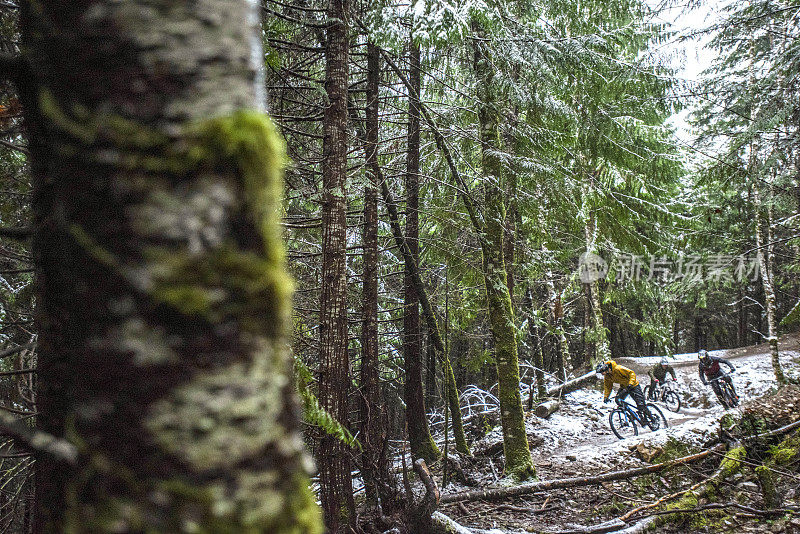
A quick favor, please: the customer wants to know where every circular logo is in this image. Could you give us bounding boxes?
[578,251,608,283]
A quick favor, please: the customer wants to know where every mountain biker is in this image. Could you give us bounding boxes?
[596,360,650,420]
[647,357,677,400]
[698,349,737,406]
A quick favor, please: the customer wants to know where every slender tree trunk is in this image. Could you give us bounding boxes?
[426,332,438,406]
[360,41,389,510]
[754,185,786,384]
[525,287,546,398]
[539,220,570,378]
[373,120,469,457]
[404,40,440,463]
[21,2,321,532]
[473,25,532,480]
[319,0,356,528]
[748,30,785,384]
[694,314,703,352]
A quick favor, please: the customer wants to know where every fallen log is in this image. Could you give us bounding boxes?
[535,400,559,419]
[440,444,725,504]
[545,371,597,398]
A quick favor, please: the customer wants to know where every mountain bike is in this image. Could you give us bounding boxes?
[708,372,739,409]
[608,395,668,440]
[643,379,681,413]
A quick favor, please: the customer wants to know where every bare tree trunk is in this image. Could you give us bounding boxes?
[754,185,786,384]
[20,2,321,532]
[524,287,546,398]
[537,204,570,378]
[360,41,389,510]
[427,332,438,406]
[405,40,440,463]
[380,177,470,456]
[319,0,356,528]
[748,31,785,385]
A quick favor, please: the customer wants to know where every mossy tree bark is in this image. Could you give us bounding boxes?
[318,0,357,528]
[20,2,321,532]
[360,41,390,509]
[404,39,441,463]
[473,24,533,480]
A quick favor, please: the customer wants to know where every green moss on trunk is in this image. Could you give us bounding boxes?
[443,358,470,456]
[472,19,533,481]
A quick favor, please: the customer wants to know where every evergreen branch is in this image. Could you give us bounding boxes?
[294,357,361,450]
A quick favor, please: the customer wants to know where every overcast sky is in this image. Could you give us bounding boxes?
[650,0,726,143]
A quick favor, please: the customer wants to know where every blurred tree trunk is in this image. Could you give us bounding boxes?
[318,0,356,528]
[404,39,440,463]
[20,2,321,532]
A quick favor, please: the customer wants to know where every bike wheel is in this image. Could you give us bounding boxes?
[722,381,739,408]
[643,385,653,401]
[609,408,638,440]
[663,391,681,413]
[645,403,668,431]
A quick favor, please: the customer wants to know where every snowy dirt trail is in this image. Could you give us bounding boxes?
[438,335,800,533]
[530,336,800,476]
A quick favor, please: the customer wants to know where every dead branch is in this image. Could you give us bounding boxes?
[618,475,712,521]
[441,444,725,503]
[544,371,597,398]
[629,501,798,520]
[413,459,440,520]
[0,343,34,360]
[535,400,559,419]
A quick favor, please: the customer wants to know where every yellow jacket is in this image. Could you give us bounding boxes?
[603,361,639,400]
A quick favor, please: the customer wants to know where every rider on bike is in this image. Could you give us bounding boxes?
[596,360,649,420]
[698,349,737,406]
[648,357,677,400]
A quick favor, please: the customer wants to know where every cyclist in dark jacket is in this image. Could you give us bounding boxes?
[698,349,736,405]
[648,357,677,400]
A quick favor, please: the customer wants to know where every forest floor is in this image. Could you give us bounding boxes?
[431,333,800,533]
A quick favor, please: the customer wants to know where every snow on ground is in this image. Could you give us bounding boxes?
[509,346,800,469]
[635,347,732,365]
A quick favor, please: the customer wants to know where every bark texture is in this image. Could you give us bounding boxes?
[360,41,389,509]
[473,24,533,480]
[754,186,786,385]
[21,2,321,532]
[318,0,356,528]
[404,40,440,463]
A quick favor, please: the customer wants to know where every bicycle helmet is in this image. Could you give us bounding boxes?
[698,349,709,361]
[595,361,612,374]
[660,357,669,366]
